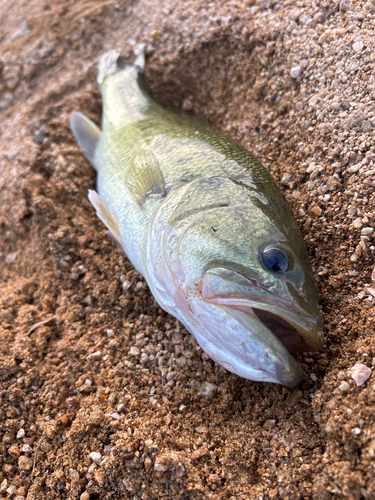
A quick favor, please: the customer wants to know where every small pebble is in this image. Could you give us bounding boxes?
[129,346,140,356]
[6,485,17,495]
[89,452,102,463]
[195,426,207,433]
[108,412,121,420]
[8,445,20,457]
[171,332,183,344]
[191,447,209,460]
[32,127,46,145]
[134,281,146,292]
[154,460,168,472]
[361,121,372,132]
[87,350,101,360]
[117,403,126,413]
[122,280,132,291]
[290,66,301,78]
[353,218,363,229]
[140,352,149,365]
[18,456,32,470]
[352,41,363,53]
[338,381,350,392]
[350,363,372,386]
[175,355,187,367]
[263,419,276,429]
[339,0,351,11]
[198,382,218,397]
[280,172,294,186]
[166,371,177,382]
[351,427,361,436]
[16,429,25,439]
[311,206,322,216]
[89,410,104,425]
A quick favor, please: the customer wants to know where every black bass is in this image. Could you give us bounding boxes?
[70,47,323,387]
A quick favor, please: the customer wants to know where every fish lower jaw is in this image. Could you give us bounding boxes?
[191,325,304,387]
[207,298,322,354]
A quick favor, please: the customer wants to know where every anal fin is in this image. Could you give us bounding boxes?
[127,151,165,206]
[88,190,123,250]
[70,112,102,168]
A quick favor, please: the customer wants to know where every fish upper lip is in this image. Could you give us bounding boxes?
[211,290,311,323]
[202,267,310,321]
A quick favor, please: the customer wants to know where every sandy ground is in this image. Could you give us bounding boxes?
[1,0,375,498]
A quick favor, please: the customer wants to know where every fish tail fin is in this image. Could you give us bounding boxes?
[97,44,145,85]
[70,111,102,170]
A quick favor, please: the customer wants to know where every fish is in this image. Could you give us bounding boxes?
[70,46,323,387]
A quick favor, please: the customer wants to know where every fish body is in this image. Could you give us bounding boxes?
[71,48,323,386]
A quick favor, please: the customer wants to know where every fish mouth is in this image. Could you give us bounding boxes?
[251,308,311,353]
[200,267,323,386]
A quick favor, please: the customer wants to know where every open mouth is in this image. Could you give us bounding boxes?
[202,267,323,357]
[252,308,313,353]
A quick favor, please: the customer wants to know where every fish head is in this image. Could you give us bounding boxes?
[146,176,323,386]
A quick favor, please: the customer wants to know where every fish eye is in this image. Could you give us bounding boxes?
[262,247,288,273]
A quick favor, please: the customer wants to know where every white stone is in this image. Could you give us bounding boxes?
[17,429,25,439]
[129,346,140,356]
[353,41,364,52]
[350,363,372,386]
[89,452,102,463]
[338,381,350,392]
[108,412,121,420]
[353,218,363,229]
[290,66,301,78]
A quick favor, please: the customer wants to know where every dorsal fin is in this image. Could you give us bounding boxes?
[70,112,102,169]
[126,151,165,206]
[88,190,123,250]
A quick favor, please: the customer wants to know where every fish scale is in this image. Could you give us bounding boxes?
[70,47,323,386]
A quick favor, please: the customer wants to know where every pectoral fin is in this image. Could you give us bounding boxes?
[88,190,123,249]
[70,112,102,169]
[127,151,165,206]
